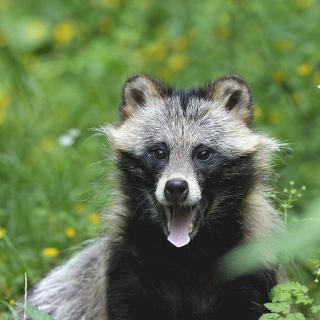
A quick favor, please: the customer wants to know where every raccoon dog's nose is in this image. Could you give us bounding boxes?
[164,179,189,203]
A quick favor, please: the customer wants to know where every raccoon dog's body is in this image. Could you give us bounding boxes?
[26,75,281,320]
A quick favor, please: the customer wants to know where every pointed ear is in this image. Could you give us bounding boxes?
[120,74,167,120]
[204,75,253,125]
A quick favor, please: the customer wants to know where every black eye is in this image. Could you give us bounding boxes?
[196,149,212,161]
[153,148,166,160]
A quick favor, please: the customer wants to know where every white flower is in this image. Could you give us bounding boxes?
[68,128,81,138]
[58,128,81,147]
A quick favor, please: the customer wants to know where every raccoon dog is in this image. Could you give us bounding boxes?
[26,74,280,320]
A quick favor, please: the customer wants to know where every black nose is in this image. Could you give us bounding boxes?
[164,179,189,203]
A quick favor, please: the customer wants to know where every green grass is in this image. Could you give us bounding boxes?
[1,0,320,318]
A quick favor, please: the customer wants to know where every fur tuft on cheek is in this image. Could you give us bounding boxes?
[231,134,261,155]
[103,123,143,154]
[254,135,284,159]
[103,124,117,144]
[233,134,282,156]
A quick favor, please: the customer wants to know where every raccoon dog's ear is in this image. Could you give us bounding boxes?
[205,75,253,125]
[120,74,167,120]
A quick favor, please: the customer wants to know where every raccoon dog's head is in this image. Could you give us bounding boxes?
[107,75,278,248]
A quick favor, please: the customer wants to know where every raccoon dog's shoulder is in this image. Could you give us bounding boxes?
[19,238,108,320]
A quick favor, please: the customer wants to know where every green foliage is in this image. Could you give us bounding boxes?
[260,314,281,320]
[269,282,312,306]
[260,282,320,320]
[264,302,291,314]
[1,0,320,319]
[273,181,306,223]
[16,303,54,320]
[311,305,320,314]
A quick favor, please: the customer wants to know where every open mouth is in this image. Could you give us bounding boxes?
[164,206,198,248]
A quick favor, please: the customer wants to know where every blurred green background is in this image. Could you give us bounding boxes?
[0,0,320,318]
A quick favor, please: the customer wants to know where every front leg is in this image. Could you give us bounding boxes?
[107,269,148,320]
[215,269,276,320]
[106,252,165,320]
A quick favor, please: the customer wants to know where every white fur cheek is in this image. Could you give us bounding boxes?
[230,134,284,157]
[186,175,202,205]
[104,123,145,154]
[155,176,168,206]
[219,127,261,157]
[231,134,260,155]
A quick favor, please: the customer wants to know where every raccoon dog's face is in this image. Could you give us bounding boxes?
[107,75,277,248]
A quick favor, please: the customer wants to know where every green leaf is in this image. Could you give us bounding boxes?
[16,303,54,320]
[284,313,305,320]
[265,302,290,314]
[270,282,312,306]
[307,259,320,267]
[259,313,282,320]
[311,305,320,314]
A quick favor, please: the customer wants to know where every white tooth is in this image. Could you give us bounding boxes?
[188,223,194,234]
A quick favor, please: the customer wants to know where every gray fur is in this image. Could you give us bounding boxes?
[19,74,281,319]
[17,239,108,320]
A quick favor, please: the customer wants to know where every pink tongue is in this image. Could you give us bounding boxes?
[167,207,193,248]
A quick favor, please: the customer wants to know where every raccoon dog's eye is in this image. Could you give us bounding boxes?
[196,149,212,161]
[153,148,166,160]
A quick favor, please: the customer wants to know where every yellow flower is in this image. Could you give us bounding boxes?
[40,137,56,152]
[219,12,231,24]
[214,26,231,40]
[275,39,295,51]
[89,212,101,225]
[0,0,9,10]
[65,227,76,239]
[42,247,59,257]
[313,71,320,85]
[0,90,10,108]
[0,32,7,47]
[291,92,301,104]
[74,202,87,214]
[157,67,173,81]
[27,20,48,42]
[9,299,15,305]
[296,63,312,77]
[254,105,263,118]
[21,54,38,70]
[0,227,7,239]
[272,70,286,83]
[168,54,187,71]
[98,16,115,34]
[295,0,313,10]
[99,0,120,8]
[139,42,167,62]
[54,21,76,44]
[171,36,189,52]
[0,90,10,124]
[269,111,282,124]
[149,43,167,61]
